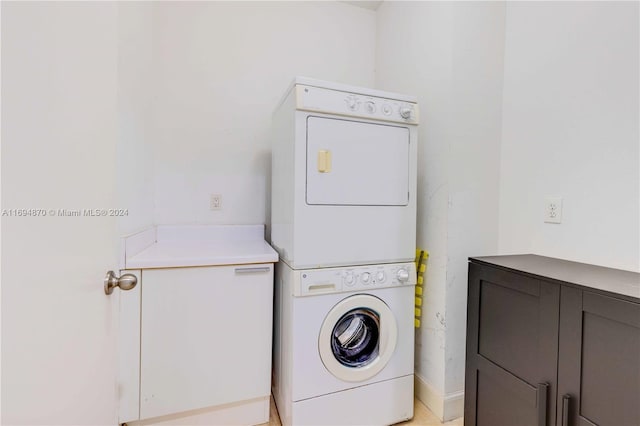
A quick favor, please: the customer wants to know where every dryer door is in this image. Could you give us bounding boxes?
[319,294,398,382]
[306,116,410,206]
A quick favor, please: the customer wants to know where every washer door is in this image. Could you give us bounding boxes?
[319,294,398,382]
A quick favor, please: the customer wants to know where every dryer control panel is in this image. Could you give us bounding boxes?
[295,84,419,125]
[294,262,417,297]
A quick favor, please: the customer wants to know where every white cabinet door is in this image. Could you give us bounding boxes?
[306,117,410,206]
[139,265,274,420]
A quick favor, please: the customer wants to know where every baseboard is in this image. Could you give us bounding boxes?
[443,389,464,421]
[127,396,270,426]
[414,374,444,420]
[414,374,464,422]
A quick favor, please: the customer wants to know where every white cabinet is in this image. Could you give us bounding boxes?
[118,225,278,426]
[139,265,273,420]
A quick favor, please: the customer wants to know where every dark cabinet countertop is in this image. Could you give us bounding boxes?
[470,254,640,302]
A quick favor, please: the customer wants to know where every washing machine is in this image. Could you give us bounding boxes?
[272,261,416,426]
[270,77,419,269]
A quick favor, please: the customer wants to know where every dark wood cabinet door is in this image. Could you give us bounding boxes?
[558,287,640,426]
[465,263,560,426]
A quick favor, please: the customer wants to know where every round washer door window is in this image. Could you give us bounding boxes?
[319,294,398,382]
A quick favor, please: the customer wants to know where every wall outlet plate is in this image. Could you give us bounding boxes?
[544,196,562,224]
[210,194,222,210]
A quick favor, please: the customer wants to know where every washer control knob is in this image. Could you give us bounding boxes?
[397,268,410,283]
[361,272,371,284]
[399,106,412,119]
[376,271,386,283]
[345,272,355,286]
[365,101,376,114]
[382,104,392,116]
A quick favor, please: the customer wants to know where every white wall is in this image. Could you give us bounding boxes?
[499,2,640,272]
[444,1,505,401]
[116,0,377,233]
[376,1,504,420]
[150,1,376,227]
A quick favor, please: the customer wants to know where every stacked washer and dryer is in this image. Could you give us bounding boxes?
[270,77,419,426]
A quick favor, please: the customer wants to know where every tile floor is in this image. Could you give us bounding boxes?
[265,396,464,426]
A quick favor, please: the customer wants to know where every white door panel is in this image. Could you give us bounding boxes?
[2,3,120,424]
[139,266,274,420]
[306,117,410,206]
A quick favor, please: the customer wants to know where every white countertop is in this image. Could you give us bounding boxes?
[123,225,278,269]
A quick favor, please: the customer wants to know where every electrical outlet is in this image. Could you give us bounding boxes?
[544,196,562,224]
[210,194,222,210]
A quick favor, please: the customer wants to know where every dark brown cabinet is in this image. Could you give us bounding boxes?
[464,255,640,426]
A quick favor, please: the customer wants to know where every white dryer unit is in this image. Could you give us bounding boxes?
[271,77,419,269]
[272,261,416,426]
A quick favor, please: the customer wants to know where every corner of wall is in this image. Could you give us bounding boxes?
[415,373,464,422]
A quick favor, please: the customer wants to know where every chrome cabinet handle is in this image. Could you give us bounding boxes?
[104,271,138,295]
[234,266,271,274]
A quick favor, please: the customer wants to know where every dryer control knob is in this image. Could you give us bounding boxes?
[345,272,355,286]
[376,271,386,282]
[399,106,412,119]
[397,268,410,283]
[361,272,371,284]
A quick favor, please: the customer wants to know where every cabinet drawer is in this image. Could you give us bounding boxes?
[139,264,274,420]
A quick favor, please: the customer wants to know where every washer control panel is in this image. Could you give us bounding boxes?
[295,262,417,297]
[296,84,419,125]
